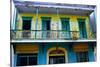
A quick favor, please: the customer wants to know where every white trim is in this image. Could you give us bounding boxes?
[11,39,96,43]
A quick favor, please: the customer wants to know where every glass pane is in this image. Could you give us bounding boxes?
[29,56,37,65]
[49,56,65,64]
[58,57,65,63]
[17,56,27,66]
[17,53,37,66]
[76,52,89,62]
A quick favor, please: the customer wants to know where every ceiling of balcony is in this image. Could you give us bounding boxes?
[14,1,95,16]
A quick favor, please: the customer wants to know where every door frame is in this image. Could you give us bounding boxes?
[47,47,68,64]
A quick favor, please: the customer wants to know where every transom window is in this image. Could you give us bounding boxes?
[16,53,37,66]
[49,50,65,55]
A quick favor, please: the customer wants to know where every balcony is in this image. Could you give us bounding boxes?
[11,30,96,41]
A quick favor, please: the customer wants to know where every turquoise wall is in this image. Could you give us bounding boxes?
[14,54,17,67]
[38,44,47,64]
[38,43,75,64]
[88,42,95,61]
[13,42,95,66]
[37,42,95,65]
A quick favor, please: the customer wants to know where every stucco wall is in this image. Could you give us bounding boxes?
[34,43,76,64]
[37,42,95,64]
[15,13,92,39]
[13,42,95,66]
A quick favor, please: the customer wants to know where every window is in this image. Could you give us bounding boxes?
[16,53,37,66]
[49,56,65,64]
[76,52,89,62]
[42,17,51,30]
[22,17,32,38]
[22,17,32,30]
[61,18,70,39]
[48,49,65,64]
[78,19,87,38]
[42,17,51,39]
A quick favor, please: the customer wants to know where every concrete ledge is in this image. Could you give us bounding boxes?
[11,39,97,43]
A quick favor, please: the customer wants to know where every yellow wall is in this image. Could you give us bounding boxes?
[16,13,92,39]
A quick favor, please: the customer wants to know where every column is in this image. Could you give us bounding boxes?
[56,8,61,38]
[35,7,39,39]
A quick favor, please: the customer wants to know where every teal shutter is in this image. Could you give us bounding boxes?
[42,20,47,30]
[78,19,87,39]
[61,18,70,39]
[41,17,51,39]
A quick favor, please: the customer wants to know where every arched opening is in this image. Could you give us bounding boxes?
[47,47,68,64]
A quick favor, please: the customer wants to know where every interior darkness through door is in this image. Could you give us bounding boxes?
[22,20,31,30]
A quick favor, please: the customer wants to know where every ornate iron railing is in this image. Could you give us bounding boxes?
[10,30,96,40]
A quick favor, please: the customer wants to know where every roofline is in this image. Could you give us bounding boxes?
[13,0,96,6]
[13,0,96,10]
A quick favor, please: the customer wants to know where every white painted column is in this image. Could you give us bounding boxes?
[56,8,59,38]
[56,8,61,38]
[11,45,14,67]
[11,1,17,30]
[35,7,39,39]
[56,8,59,30]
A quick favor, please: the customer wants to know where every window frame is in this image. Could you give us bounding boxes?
[41,17,51,31]
[60,18,70,39]
[22,17,32,30]
[76,51,89,62]
[47,47,67,64]
[16,53,38,66]
[78,18,87,39]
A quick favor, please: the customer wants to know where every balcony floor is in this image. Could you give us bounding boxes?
[11,39,96,43]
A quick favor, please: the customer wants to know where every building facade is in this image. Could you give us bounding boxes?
[11,0,96,67]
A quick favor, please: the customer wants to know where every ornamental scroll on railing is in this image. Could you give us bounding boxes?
[89,31,96,39]
[11,30,96,40]
[71,31,79,40]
